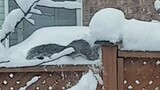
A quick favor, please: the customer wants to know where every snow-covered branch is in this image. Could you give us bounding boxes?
[0,60,10,64]
[0,0,41,42]
[0,0,81,43]
[37,0,82,9]
[0,9,25,42]
[15,0,40,14]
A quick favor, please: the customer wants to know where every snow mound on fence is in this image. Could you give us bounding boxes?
[9,26,91,56]
[0,26,101,67]
[90,8,160,51]
[123,19,160,51]
[89,8,125,43]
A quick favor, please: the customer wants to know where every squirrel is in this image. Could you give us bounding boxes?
[26,39,100,61]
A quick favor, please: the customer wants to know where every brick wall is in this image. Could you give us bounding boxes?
[83,0,160,26]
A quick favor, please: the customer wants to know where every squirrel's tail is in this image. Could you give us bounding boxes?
[26,52,38,60]
[26,48,39,60]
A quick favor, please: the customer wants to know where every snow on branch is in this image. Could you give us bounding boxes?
[15,0,40,13]
[0,60,10,64]
[0,0,40,42]
[0,9,25,42]
[0,0,81,43]
[37,0,82,9]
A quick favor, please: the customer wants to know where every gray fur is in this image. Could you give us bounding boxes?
[26,44,65,60]
[66,40,100,60]
[26,39,100,60]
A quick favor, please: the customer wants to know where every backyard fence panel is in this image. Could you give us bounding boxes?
[0,66,97,90]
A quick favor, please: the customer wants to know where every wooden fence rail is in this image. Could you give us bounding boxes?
[102,43,160,90]
[0,65,89,90]
[1,43,160,90]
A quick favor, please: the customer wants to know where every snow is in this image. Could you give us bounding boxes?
[15,0,41,25]
[89,8,125,43]
[36,47,75,65]
[90,8,160,51]
[94,73,103,85]
[0,26,101,67]
[122,19,160,51]
[9,26,91,56]
[16,0,82,10]
[0,43,6,57]
[19,76,41,90]
[154,0,160,11]
[15,0,39,13]
[25,13,35,25]
[151,19,160,23]
[0,0,82,41]
[0,9,24,41]
[67,70,98,90]
[30,5,42,15]
[37,0,82,9]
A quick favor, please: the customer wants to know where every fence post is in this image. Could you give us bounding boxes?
[102,43,118,90]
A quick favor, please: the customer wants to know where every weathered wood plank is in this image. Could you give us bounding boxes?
[0,65,90,72]
[118,58,124,90]
[118,50,160,59]
[102,45,118,90]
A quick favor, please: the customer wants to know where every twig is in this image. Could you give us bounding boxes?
[1,32,11,42]
[1,0,40,42]
[0,60,10,64]
[29,12,54,17]
[35,55,66,66]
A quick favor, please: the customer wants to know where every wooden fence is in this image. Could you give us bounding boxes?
[102,42,160,90]
[0,65,102,90]
[1,43,160,90]
[0,65,87,90]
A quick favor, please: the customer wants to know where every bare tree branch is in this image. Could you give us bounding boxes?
[1,0,40,42]
[0,60,10,64]
[29,12,54,17]
[24,0,41,16]
[1,0,81,42]
[14,0,26,14]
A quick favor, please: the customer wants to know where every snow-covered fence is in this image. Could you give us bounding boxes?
[1,41,160,90]
[0,65,102,90]
[101,41,160,90]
